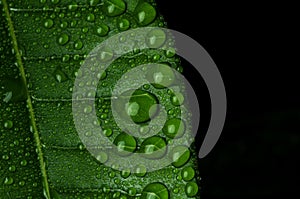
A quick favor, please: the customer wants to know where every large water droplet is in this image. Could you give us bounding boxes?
[57,33,69,45]
[96,24,109,36]
[185,182,199,197]
[96,151,108,163]
[141,182,169,199]
[113,132,137,156]
[146,28,166,48]
[117,18,130,31]
[162,118,185,139]
[146,64,175,88]
[103,0,126,17]
[4,177,14,185]
[170,146,190,168]
[134,2,156,26]
[140,136,167,159]
[181,166,195,181]
[121,168,131,178]
[4,120,13,129]
[170,92,184,106]
[126,89,158,123]
[44,19,54,28]
[134,164,147,177]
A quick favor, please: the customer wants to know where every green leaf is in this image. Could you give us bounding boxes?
[0,0,200,198]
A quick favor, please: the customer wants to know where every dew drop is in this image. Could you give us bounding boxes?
[162,118,185,139]
[68,3,78,11]
[146,28,166,48]
[134,164,147,177]
[103,128,112,137]
[4,120,13,129]
[44,19,54,28]
[103,0,126,17]
[171,92,184,106]
[121,168,131,178]
[117,18,130,31]
[141,182,169,199]
[181,166,195,181]
[128,187,136,196]
[57,33,69,45]
[185,182,199,197]
[74,40,83,50]
[90,0,100,6]
[170,146,190,168]
[134,2,156,26]
[4,177,14,185]
[53,68,69,83]
[113,132,137,155]
[87,13,95,22]
[146,64,175,88]
[140,136,167,159]
[96,24,109,36]
[96,151,108,163]
[20,159,28,166]
[8,165,16,172]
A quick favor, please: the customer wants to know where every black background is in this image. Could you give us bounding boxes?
[156,1,299,198]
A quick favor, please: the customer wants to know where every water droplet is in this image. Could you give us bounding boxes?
[74,40,83,50]
[20,159,28,166]
[1,78,26,102]
[113,132,137,155]
[62,54,70,62]
[103,0,126,17]
[162,118,185,139]
[87,13,95,22]
[139,125,149,135]
[171,146,190,168]
[60,21,68,29]
[51,0,59,4]
[146,28,166,48]
[121,168,131,178]
[122,89,158,123]
[140,136,167,159]
[128,187,136,196]
[103,128,112,137]
[99,47,114,62]
[96,24,109,36]
[8,165,16,172]
[53,68,69,83]
[83,105,93,113]
[19,181,25,186]
[4,120,13,129]
[181,166,195,181]
[57,33,69,45]
[4,177,14,185]
[185,182,198,197]
[117,18,130,31]
[146,64,175,88]
[141,182,169,199]
[90,0,100,6]
[68,3,78,11]
[96,151,108,163]
[171,92,184,106]
[166,48,176,58]
[134,164,147,177]
[44,19,54,28]
[2,154,9,160]
[134,2,156,26]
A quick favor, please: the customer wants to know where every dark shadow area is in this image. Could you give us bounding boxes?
[157,0,299,198]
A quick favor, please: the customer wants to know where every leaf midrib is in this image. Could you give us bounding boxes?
[2,0,51,198]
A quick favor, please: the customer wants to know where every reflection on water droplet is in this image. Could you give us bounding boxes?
[171,92,184,106]
[162,118,185,139]
[57,33,69,45]
[121,168,131,178]
[4,177,14,185]
[103,0,126,17]
[53,68,69,83]
[141,182,169,199]
[146,28,166,48]
[96,151,108,163]
[181,166,195,181]
[185,182,199,197]
[135,164,147,177]
[4,120,13,129]
[96,24,109,36]
[117,18,130,31]
[140,136,167,159]
[171,146,190,168]
[44,19,54,28]
[113,132,137,155]
[134,2,156,26]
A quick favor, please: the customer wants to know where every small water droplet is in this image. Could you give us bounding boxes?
[117,18,130,31]
[171,92,184,106]
[146,28,166,48]
[103,128,113,137]
[121,168,131,178]
[8,165,16,172]
[96,151,108,163]
[74,40,83,50]
[146,64,175,88]
[171,146,190,168]
[140,136,167,159]
[20,159,28,166]
[87,13,95,22]
[134,164,147,177]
